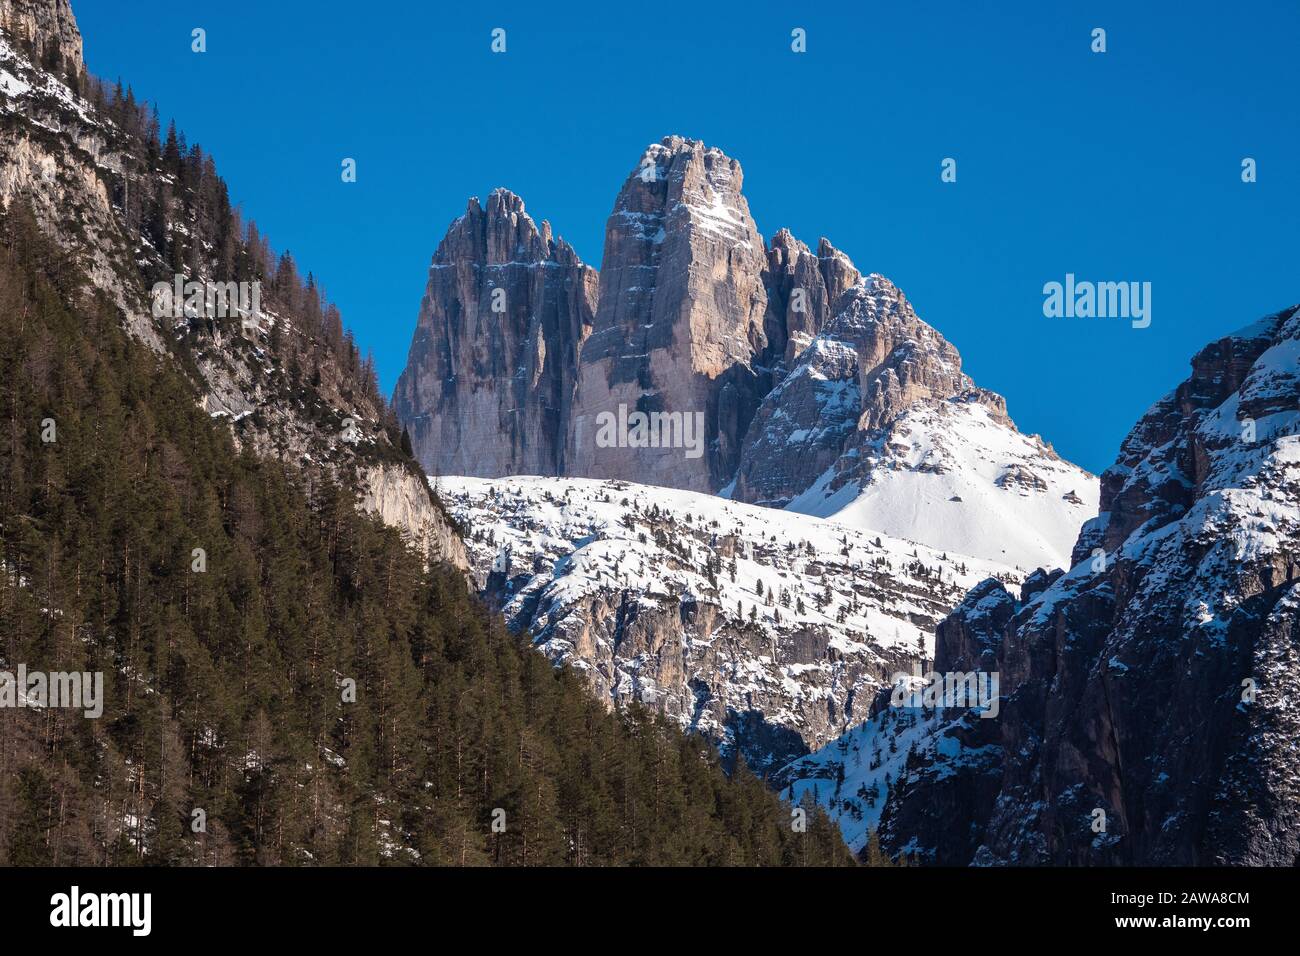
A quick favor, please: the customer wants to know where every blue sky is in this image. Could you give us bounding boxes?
[74,0,1298,474]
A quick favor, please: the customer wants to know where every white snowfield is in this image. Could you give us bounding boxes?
[788,401,1099,574]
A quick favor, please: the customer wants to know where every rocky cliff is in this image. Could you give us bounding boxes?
[392,189,597,480]
[0,0,80,76]
[0,14,156,344]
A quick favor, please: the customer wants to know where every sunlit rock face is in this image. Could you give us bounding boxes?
[393,188,597,480]
[566,137,774,493]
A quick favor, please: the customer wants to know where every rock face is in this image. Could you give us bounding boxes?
[567,137,773,493]
[762,229,862,370]
[441,474,1025,773]
[358,464,468,570]
[399,136,848,495]
[0,0,81,76]
[0,9,467,571]
[392,190,597,479]
[794,304,1300,865]
[734,276,1097,571]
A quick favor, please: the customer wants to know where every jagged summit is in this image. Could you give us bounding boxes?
[734,274,1096,571]
[435,187,583,267]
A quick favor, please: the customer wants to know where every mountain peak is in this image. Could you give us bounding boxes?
[437,188,584,270]
[485,185,526,215]
[735,273,1096,571]
[395,190,598,478]
[645,133,733,159]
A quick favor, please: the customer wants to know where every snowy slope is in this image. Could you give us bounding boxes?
[775,705,950,854]
[733,275,1098,574]
[788,303,1300,865]
[791,401,1098,572]
[441,474,1023,771]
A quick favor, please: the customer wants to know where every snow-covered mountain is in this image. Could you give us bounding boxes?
[442,474,1023,772]
[782,304,1300,865]
[399,137,1099,775]
[734,276,1098,572]
[396,139,1098,566]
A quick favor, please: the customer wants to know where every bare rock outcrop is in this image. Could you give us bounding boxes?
[0,0,81,76]
[567,136,772,493]
[392,189,597,480]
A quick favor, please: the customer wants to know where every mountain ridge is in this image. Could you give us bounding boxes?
[443,473,1026,772]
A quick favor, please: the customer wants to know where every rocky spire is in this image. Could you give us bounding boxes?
[392,189,597,478]
[567,136,772,493]
[763,229,861,368]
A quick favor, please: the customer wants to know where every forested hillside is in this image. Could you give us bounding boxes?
[0,203,854,866]
[2,14,468,568]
